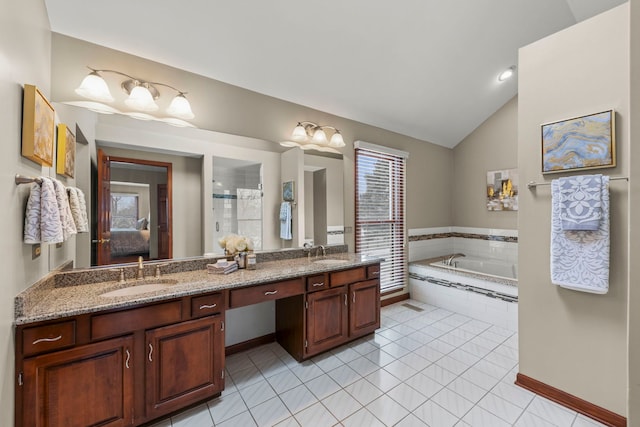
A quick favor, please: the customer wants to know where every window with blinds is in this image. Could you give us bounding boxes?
[355,142,407,293]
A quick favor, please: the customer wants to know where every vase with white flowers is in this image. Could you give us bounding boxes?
[218,234,254,268]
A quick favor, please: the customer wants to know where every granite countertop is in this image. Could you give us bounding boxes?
[15,253,380,325]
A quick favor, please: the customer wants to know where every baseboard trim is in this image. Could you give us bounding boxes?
[381,293,410,307]
[515,373,626,427]
[225,333,276,356]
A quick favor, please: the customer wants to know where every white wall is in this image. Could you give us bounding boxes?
[518,4,629,416]
[0,0,51,424]
[628,0,640,423]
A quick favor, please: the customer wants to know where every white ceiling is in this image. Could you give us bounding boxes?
[44,0,626,148]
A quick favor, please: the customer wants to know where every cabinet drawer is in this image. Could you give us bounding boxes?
[306,274,328,292]
[91,300,183,340]
[191,293,224,318]
[22,320,76,356]
[367,264,380,279]
[330,267,366,287]
[230,278,304,308]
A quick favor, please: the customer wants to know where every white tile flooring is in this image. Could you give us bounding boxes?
[149,300,607,427]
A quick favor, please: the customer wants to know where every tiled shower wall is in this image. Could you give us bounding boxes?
[408,227,518,265]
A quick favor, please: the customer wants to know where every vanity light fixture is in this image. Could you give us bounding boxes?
[498,66,516,82]
[281,121,346,154]
[74,67,195,122]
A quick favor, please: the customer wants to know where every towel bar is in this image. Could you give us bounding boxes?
[15,174,43,185]
[527,176,628,189]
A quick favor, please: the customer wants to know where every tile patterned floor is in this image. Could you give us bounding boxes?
[149,300,608,427]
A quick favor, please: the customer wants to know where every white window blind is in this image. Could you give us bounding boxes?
[355,141,407,293]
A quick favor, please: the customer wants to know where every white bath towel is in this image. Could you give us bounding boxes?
[76,187,89,232]
[280,202,292,240]
[24,177,64,244]
[52,178,77,240]
[67,187,89,232]
[550,175,610,294]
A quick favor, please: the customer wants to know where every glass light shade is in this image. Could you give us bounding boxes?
[166,94,194,120]
[329,131,345,147]
[312,128,328,144]
[291,123,308,142]
[124,85,159,112]
[75,72,114,103]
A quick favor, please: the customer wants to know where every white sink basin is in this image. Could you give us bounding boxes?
[313,259,349,265]
[100,280,178,298]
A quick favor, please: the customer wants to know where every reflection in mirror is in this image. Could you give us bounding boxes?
[303,153,345,247]
[212,156,263,251]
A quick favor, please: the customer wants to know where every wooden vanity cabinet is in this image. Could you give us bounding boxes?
[16,291,226,427]
[21,335,135,427]
[277,264,381,360]
[145,315,224,420]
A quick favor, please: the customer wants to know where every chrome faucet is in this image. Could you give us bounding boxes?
[444,253,465,266]
[317,245,326,258]
[303,242,313,260]
[136,256,145,280]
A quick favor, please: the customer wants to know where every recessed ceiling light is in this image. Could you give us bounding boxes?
[498,66,516,82]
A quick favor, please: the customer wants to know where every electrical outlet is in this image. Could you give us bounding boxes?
[32,244,41,259]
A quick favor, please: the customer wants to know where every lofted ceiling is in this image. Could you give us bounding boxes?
[44,0,626,148]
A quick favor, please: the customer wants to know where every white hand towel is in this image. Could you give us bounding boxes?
[52,178,77,241]
[24,182,42,244]
[67,187,89,232]
[550,175,610,294]
[39,177,64,244]
[280,202,292,240]
[558,174,603,231]
[76,187,89,232]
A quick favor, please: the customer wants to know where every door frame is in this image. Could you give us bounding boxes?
[96,151,173,265]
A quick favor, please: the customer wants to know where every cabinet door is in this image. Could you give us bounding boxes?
[349,279,381,338]
[22,335,134,427]
[306,286,348,357]
[145,315,224,419]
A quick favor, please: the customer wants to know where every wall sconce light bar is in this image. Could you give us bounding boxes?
[282,121,345,153]
[74,67,195,120]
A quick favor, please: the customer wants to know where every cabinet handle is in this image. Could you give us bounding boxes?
[371,271,380,276]
[221,321,225,331]
[125,349,131,369]
[353,292,356,303]
[148,343,153,362]
[344,294,347,306]
[199,304,217,309]
[32,335,62,345]
[312,282,324,287]
[264,290,278,296]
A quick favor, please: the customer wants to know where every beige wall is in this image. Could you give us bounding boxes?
[518,4,629,416]
[452,97,518,229]
[628,0,639,423]
[1,0,51,425]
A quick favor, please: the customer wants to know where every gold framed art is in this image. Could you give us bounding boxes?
[541,110,615,174]
[56,123,76,178]
[21,84,55,167]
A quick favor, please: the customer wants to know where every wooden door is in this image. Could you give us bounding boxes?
[349,279,381,338]
[306,286,348,357]
[96,149,112,265]
[22,336,134,427]
[145,316,224,420]
[156,183,171,260]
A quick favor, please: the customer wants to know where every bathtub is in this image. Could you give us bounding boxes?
[409,254,518,330]
[430,256,517,280]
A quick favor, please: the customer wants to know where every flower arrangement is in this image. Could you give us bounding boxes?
[218,234,254,256]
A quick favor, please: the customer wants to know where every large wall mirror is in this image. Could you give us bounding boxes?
[50,106,346,270]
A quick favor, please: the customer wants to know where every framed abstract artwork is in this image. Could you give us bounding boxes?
[56,123,76,178]
[541,110,615,174]
[22,84,55,167]
[486,168,518,211]
[283,181,295,202]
